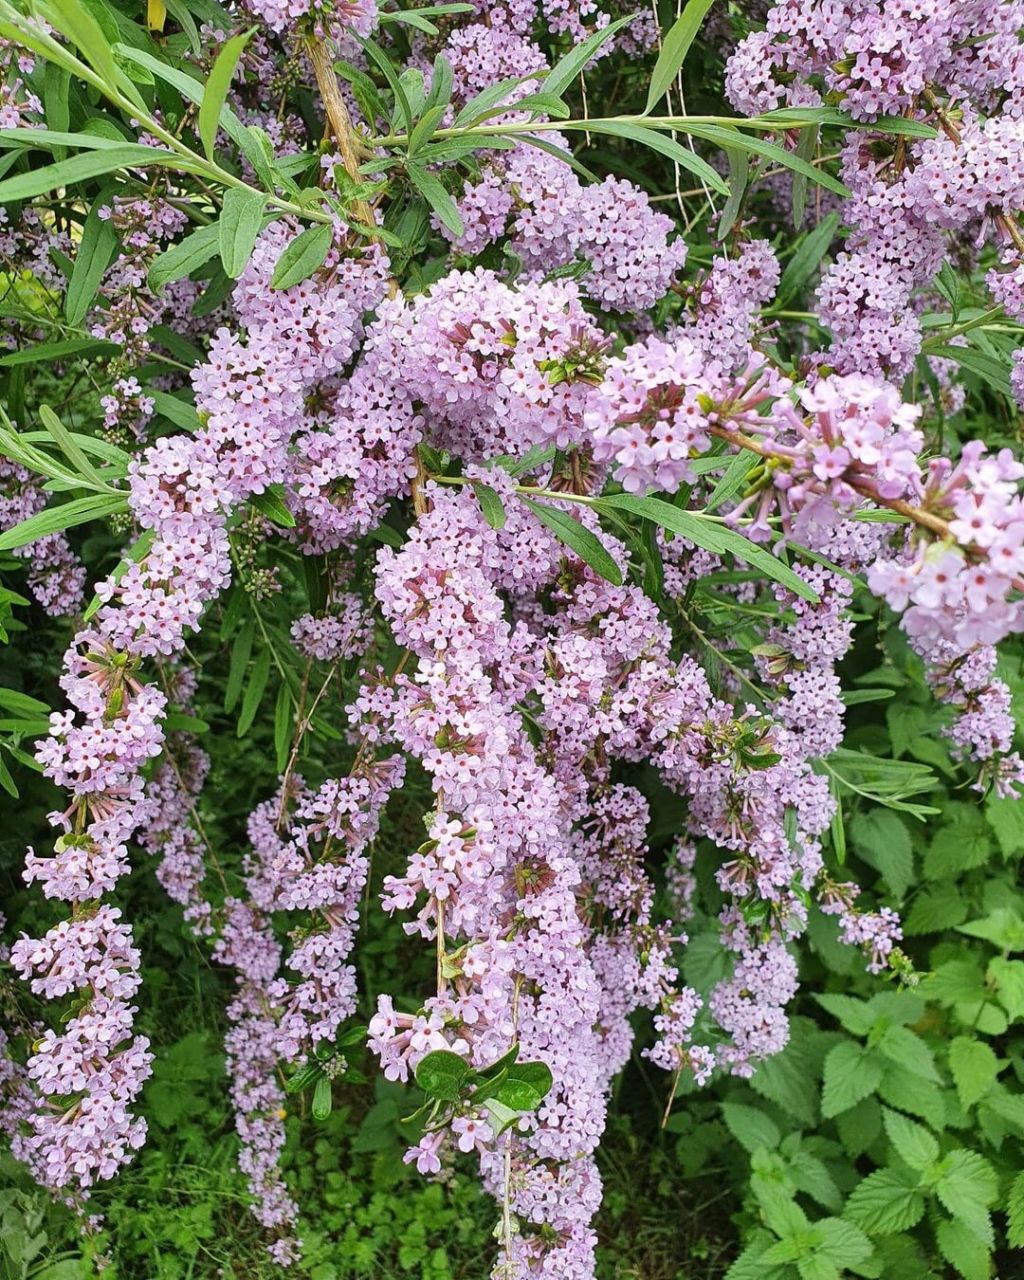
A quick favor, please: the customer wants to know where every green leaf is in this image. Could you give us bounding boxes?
[844,1167,926,1234]
[65,193,119,325]
[881,1107,938,1171]
[1006,1170,1024,1249]
[274,682,292,773]
[948,1038,1000,1111]
[935,1217,990,1280]
[814,994,874,1037]
[579,120,728,196]
[250,484,295,528]
[0,338,119,368]
[271,222,333,290]
[225,619,254,714]
[0,689,50,717]
[683,123,849,197]
[38,405,106,491]
[360,35,414,132]
[595,494,818,601]
[957,909,1024,952]
[406,161,463,235]
[311,1074,333,1121]
[520,498,622,585]
[936,1150,997,1246]
[542,15,634,100]
[415,1049,471,1102]
[718,149,748,239]
[927,344,1012,398]
[878,1025,939,1083]
[237,646,270,738]
[0,144,178,202]
[471,482,506,530]
[849,809,914,899]
[0,493,126,551]
[199,28,252,159]
[493,1061,552,1112]
[645,0,716,113]
[720,1102,781,1154]
[821,1041,882,1118]
[775,212,840,307]
[219,187,267,278]
[814,1218,872,1269]
[148,222,221,292]
[790,122,819,228]
[988,957,1024,1021]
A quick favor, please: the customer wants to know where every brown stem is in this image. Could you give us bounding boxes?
[304,36,376,230]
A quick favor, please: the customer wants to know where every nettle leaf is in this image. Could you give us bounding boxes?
[881,1107,938,1171]
[844,1167,926,1234]
[414,1048,471,1101]
[957,909,1024,952]
[935,1150,998,1247]
[1006,1170,1024,1249]
[935,1217,990,1280]
[848,809,914,899]
[814,1218,872,1269]
[947,1038,1000,1111]
[720,1102,782,1154]
[821,1041,882,1118]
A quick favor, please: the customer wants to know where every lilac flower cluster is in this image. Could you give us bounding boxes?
[0,460,86,616]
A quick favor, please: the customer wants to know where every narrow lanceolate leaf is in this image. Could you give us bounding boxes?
[219,187,267,278]
[198,29,253,160]
[683,123,849,197]
[237,646,271,737]
[250,484,296,528]
[65,193,119,325]
[0,145,179,203]
[0,338,119,367]
[520,498,622,585]
[407,162,463,235]
[717,149,748,238]
[148,222,221,292]
[645,0,716,114]
[39,405,106,491]
[542,14,633,101]
[578,121,728,196]
[271,222,333,290]
[0,494,127,551]
[595,494,819,602]
[776,211,840,307]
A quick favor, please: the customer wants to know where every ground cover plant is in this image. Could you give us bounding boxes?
[0,0,1023,1277]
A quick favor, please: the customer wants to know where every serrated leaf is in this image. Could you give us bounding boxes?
[720,1102,781,1154]
[1006,1170,1024,1248]
[844,1168,925,1234]
[948,1038,1000,1111]
[935,1218,990,1280]
[271,222,333,290]
[849,809,914,899]
[821,1042,882,1118]
[815,1217,872,1268]
[881,1108,938,1171]
[521,498,622,585]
